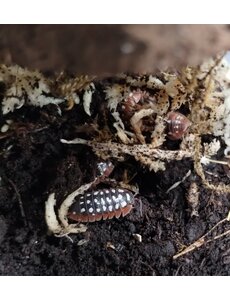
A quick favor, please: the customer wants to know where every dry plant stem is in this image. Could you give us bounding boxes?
[8,179,27,226]
[61,138,192,161]
[166,170,191,194]
[173,216,229,260]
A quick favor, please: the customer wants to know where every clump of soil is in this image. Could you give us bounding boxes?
[0,101,229,275]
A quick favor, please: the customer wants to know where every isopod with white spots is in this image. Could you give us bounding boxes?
[68,188,134,222]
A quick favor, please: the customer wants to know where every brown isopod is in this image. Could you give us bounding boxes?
[166,111,191,140]
[68,188,134,222]
[121,89,146,117]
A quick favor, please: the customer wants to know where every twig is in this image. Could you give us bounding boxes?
[8,179,27,226]
[166,170,191,194]
[173,212,230,260]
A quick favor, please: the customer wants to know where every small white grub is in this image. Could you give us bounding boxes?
[133,233,142,243]
[203,139,221,157]
[83,83,95,116]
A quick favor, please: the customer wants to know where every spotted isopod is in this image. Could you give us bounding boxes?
[68,188,134,222]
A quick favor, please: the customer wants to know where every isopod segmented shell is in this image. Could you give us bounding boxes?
[167,111,191,140]
[68,188,134,222]
[96,161,114,178]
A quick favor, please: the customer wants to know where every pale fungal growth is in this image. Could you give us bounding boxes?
[203,139,221,158]
[83,83,95,116]
[199,52,230,155]
[200,139,221,166]
[200,156,212,166]
[0,65,64,114]
[105,85,129,141]
[59,52,230,193]
[105,84,124,111]
[124,74,165,90]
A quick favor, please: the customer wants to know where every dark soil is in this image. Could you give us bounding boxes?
[0,25,230,276]
[0,97,230,276]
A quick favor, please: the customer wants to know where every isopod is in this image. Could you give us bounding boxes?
[121,89,145,117]
[96,161,114,178]
[68,188,134,222]
[167,111,191,140]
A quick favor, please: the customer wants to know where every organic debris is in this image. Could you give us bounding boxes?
[1,52,230,275]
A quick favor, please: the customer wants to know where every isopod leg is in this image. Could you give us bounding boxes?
[115,209,122,218]
[95,214,103,221]
[121,205,133,217]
